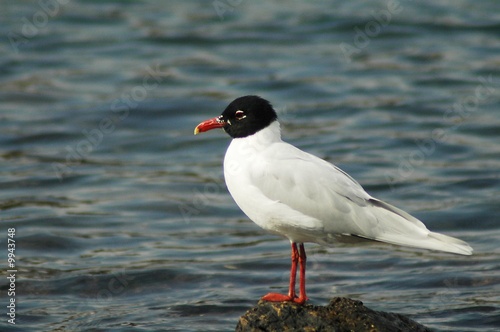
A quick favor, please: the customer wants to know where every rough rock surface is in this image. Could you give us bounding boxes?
[236,297,432,332]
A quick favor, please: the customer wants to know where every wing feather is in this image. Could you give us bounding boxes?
[249,143,373,235]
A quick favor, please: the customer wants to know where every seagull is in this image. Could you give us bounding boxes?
[194,95,473,304]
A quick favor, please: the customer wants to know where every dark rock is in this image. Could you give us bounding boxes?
[236,297,433,332]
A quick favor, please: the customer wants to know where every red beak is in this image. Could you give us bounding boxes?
[194,116,226,135]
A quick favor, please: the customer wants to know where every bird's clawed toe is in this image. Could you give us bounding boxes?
[261,293,307,304]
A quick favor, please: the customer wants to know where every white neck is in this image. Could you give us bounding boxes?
[234,120,282,149]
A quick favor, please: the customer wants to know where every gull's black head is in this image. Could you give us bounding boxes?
[220,95,278,138]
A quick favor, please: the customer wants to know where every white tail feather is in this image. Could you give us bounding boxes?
[365,198,473,255]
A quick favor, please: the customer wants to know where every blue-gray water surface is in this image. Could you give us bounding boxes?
[1,1,499,331]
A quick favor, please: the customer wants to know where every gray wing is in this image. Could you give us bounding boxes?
[249,142,375,235]
[249,142,472,255]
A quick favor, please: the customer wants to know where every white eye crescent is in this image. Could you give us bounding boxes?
[235,110,246,120]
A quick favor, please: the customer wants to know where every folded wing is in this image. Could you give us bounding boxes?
[250,142,472,255]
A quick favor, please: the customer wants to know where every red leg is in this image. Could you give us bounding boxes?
[287,242,299,299]
[261,242,307,304]
[295,243,308,304]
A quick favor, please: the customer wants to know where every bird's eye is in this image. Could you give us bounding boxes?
[235,110,246,120]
